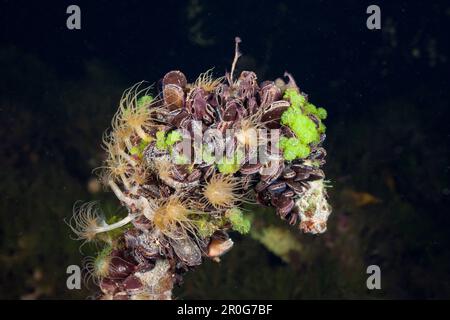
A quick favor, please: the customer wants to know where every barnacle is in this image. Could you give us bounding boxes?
[71,38,332,300]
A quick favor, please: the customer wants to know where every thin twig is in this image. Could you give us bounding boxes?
[230,37,242,85]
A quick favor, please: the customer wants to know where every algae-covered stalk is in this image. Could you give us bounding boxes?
[68,38,332,299]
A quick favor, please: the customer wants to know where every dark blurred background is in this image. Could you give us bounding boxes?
[1,0,449,299]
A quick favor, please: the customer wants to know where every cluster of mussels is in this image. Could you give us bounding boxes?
[70,42,331,300]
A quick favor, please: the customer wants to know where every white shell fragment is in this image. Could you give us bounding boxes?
[295,179,332,234]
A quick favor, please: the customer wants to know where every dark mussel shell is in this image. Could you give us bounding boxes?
[260,81,282,107]
[282,189,295,198]
[113,292,129,300]
[255,180,270,193]
[285,179,308,194]
[222,99,247,122]
[107,250,137,279]
[261,101,290,129]
[282,167,296,179]
[256,190,271,206]
[268,181,287,194]
[272,195,295,218]
[240,163,262,175]
[309,147,327,160]
[122,275,144,295]
[186,169,202,183]
[260,161,284,185]
[99,278,119,295]
[247,96,259,115]
[163,84,185,110]
[237,71,259,99]
[167,109,191,128]
[163,70,187,88]
[307,168,325,181]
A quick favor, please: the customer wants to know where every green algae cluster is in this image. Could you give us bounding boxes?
[156,130,183,150]
[226,208,251,234]
[94,245,113,273]
[194,208,251,237]
[217,150,244,174]
[130,139,150,158]
[137,95,154,108]
[195,219,219,238]
[279,88,327,161]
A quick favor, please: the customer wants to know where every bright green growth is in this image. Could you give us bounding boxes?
[280,88,328,161]
[137,95,153,108]
[195,219,219,238]
[202,145,215,164]
[155,130,183,150]
[316,107,327,120]
[155,131,167,150]
[95,245,113,272]
[226,208,251,234]
[284,88,328,120]
[279,136,310,160]
[283,88,306,108]
[217,150,244,174]
[318,121,326,134]
[303,102,317,115]
[303,102,327,120]
[130,139,150,158]
[281,105,319,145]
[165,130,182,146]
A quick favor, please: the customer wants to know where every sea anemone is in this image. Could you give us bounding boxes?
[68,201,137,244]
[112,82,158,142]
[84,246,136,285]
[202,173,243,209]
[152,196,201,242]
[68,201,105,243]
[191,68,224,92]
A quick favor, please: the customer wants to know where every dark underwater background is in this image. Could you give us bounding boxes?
[1,0,449,299]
